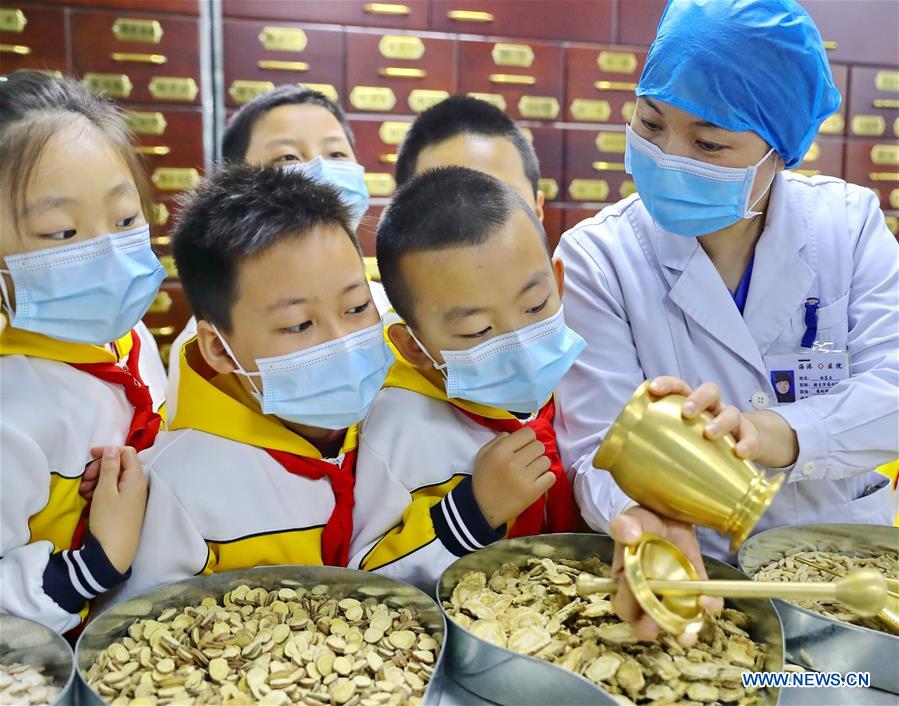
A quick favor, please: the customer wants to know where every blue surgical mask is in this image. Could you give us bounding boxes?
[286,157,370,231]
[409,307,586,415]
[625,125,776,237]
[0,225,165,345]
[215,322,394,430]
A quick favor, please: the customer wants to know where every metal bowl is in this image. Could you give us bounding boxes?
[739,522,899,694]
[437,533,784,706]
[0,614,76,706]
[76,565,447,705]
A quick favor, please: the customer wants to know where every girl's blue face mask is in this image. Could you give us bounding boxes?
[285,157,370,231]
[215,322,394,431]
[0,225,165,344]
[408,307,586,415]
[625,125,776,237]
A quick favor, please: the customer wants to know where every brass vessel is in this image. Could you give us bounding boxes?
[593,380,784,551]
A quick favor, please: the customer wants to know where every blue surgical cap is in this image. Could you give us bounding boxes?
[637,0,841,168]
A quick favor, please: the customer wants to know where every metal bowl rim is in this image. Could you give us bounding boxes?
[0,613,77,705]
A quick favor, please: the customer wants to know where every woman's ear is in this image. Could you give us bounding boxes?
[388,321,433,371]
[552,257,565,299]
[196,319,237,376]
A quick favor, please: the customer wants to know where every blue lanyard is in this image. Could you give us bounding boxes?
[801,297,819,348]
[730,254,754,315]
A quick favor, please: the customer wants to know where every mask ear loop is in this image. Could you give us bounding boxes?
[210,323,264,400]
[744,148,778,218]
[405,325,448,378]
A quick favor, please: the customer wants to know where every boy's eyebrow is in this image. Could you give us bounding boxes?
[266,279,365,311]
[519,272,550,297]
[444,305,489,323]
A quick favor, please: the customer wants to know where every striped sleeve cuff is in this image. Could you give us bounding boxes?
[42,534,130,614]
[430,476,505,557]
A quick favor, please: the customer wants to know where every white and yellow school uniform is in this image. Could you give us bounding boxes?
[350,334,580,592]
[113,339,359,604]
[0,323,166,634]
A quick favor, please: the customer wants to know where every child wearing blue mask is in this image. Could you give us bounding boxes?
[112,165,393,603]
[165,85,387,409]
[349,166,586,590]
[0,71,167,634]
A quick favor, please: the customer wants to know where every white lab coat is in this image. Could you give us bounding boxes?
[554,172,899,562]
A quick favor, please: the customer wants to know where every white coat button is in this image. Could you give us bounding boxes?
[801,461,816,477]
[750,391,770,410]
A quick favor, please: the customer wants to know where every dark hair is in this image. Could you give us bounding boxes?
[377,166,545,325]
[394,95,540,196]
[0,70,152,231]
[222,85,355,163]
[173,164,359,331]
[774,372,792,384]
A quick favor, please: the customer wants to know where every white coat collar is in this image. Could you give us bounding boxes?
[638,172,816,375]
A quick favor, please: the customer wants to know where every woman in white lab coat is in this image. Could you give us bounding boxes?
[554,0,898,641]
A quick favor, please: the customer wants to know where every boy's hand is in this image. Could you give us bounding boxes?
[471,427,556,529]
[610,506,723,647]
[88,446,148,574]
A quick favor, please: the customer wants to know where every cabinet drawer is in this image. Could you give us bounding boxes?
[72,9,201,105]
[793,136,844,178]
[45,0,199,13]
[847,67,899,139]
[143,282,191,352]
[0,4,69,74]
[617,0,666,47]
[845,139,899,212]
[566,45,646,125]
[565,128,634,204]
[222,0,427,30]
[521,126,562,203]
[349,118,413,173]
[223,20,344,108]
[346,31,455,115]
[458,39,563,122]
[802,0,899,67]
[430,0,613,43]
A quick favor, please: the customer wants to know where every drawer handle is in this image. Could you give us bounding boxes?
[594,80,637,92]
[874,99,899,109]
[152,235,172,247]
[112,52,167,65]
[364,2,410,15]
[447,9,494,22]
[378,67,426,79]
[149,291,173,314]
[379,153,398,164]
[489,73,536,86]
[135,145,171,156]
[0,43,30,55]
[870,172,899,181]
[148,326,175,337]
[823,40,838,50]
[593,161,626,172]
[257,59,310,72]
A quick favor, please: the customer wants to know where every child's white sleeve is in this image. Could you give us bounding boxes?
[106,466,211,606]
[349,436,504,592]
[0,425,127,633]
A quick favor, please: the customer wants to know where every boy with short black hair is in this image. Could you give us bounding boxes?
[167,84,386,406]
[116,165,393,601]
[394,95,545,220]
[350,166,585,588]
